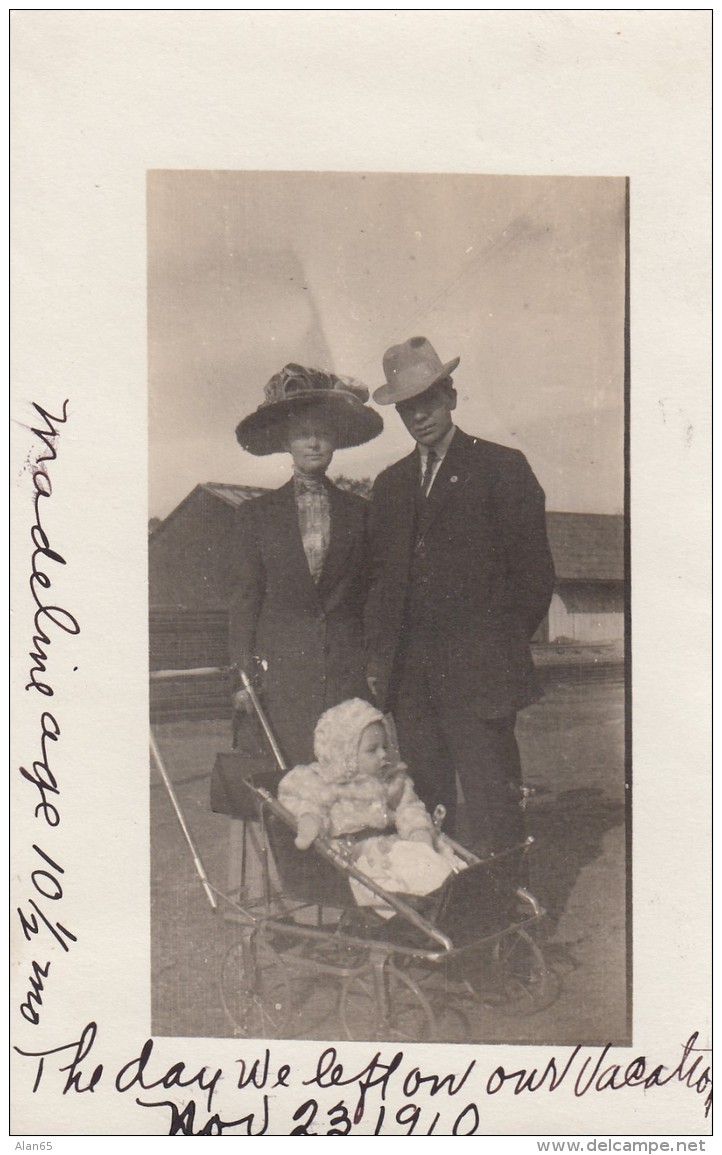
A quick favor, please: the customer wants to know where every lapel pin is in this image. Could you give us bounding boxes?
[450,475,458,484]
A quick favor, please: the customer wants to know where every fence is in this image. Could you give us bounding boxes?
[149,608,234,720]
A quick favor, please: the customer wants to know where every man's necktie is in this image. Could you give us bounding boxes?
[420,449,438,497]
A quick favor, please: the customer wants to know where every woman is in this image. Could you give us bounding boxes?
[230,363,383,767]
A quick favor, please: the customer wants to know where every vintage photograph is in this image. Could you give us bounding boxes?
[147,170,628,1046]
[11,9,710,1137]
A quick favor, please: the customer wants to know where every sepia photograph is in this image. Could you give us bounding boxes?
[11,10,708,1137]
[147,170,628,1046]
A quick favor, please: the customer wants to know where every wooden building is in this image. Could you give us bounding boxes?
[149,482,266,718]
[543,512,625,644]
[149,483,625,716]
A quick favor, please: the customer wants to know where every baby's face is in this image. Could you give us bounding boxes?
[356,722,390,778]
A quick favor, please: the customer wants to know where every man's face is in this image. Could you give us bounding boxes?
[395,381,457,448]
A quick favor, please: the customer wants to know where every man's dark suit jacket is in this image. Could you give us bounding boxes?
[228,479,370,766]
[365,428,555,717]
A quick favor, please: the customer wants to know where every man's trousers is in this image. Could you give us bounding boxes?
[389,630,527,856]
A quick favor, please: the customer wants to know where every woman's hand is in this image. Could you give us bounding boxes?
[232,688,253,715]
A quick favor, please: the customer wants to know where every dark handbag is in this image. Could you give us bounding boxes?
[209,752,282,820]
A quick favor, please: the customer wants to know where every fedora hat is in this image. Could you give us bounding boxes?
[236,363,383,456]
[373,336,460,405]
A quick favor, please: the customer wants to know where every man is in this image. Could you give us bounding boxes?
[365,336,555,856]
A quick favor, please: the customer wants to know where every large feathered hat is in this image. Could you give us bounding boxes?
[236,363,383,456]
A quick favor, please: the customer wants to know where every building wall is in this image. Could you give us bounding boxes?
[149,490,241,609]
[547,583,624,643]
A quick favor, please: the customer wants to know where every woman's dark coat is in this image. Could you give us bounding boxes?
[228,479,370,767]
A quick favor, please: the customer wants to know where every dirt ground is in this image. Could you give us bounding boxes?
[150,670,627,1046]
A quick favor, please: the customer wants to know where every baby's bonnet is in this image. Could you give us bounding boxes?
[313,698,386,784]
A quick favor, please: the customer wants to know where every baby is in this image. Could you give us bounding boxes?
[277,698,462,910]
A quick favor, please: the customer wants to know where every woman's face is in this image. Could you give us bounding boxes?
[286,414,335,476]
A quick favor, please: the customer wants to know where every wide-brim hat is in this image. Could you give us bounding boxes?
[236,363,383,456]
[374,336,460,405]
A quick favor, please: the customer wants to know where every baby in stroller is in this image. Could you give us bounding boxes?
[278,698,464,912]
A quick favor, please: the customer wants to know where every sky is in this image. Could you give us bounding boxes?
[148,172,626,520]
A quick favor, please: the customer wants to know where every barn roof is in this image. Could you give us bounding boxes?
[546,511,624,582]
[201,481,269,507]
[150,482,269,539]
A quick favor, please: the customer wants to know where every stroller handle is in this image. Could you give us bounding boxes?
[239,670,288,772]
[150,665,233,680]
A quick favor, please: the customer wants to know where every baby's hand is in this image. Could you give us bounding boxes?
[406,827,434,847]
[385,769,407,809]
[295,814,321,850]
[379,760,407,780]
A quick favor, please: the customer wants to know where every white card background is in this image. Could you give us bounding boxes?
[11,11,710,1140]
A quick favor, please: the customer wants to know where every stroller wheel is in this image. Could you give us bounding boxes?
[339,960,436,1043]
[393,959,475,1044]
[220,931,291,1037]
[491,928,560,1016]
